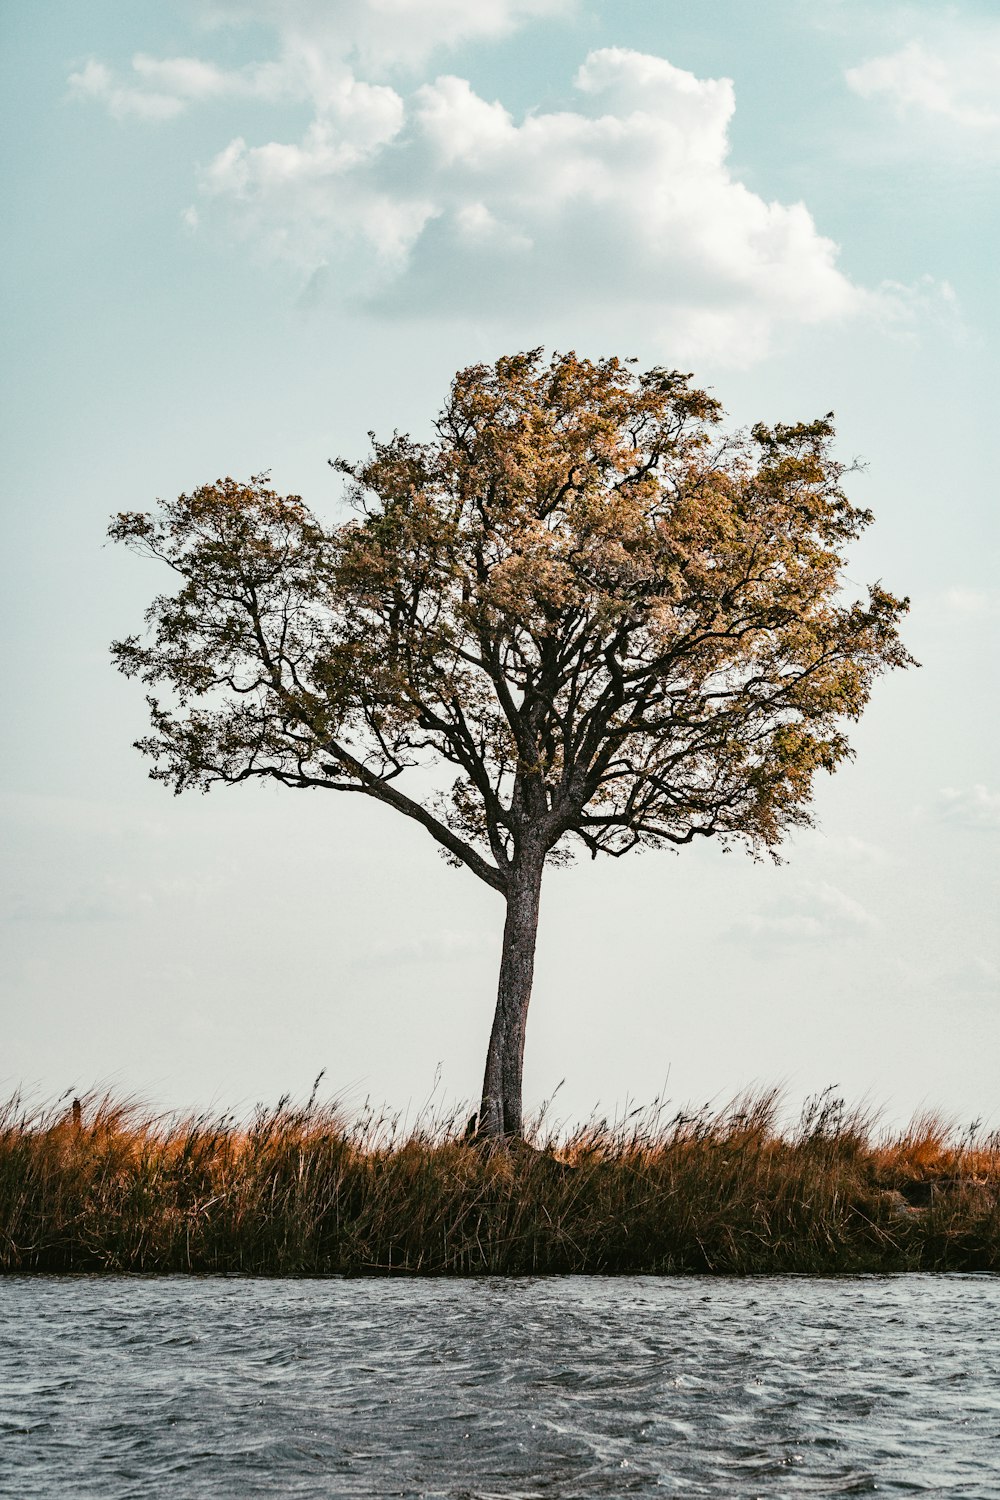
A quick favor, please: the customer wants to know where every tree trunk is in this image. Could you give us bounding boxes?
[479,856,544,1140]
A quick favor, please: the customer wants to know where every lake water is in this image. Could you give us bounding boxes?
[2,1275,998,1498]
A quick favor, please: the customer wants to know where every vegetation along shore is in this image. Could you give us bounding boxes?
[2,1089,997,1277]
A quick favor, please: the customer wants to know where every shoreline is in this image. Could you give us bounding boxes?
[3,1090,998,1278]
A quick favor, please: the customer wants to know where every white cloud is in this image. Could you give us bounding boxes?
[68,59,188,121]
[70,0,575,122]
[846,33,1000,135]
[131,53,244,101]
[71,9,952,362]
[202,0,576,74]
[937,785,1000,832]
[734,880,878,945]
[192,46,864,360]
[869,274,964,344]
[201,112,433,277]
[69,52,299,119]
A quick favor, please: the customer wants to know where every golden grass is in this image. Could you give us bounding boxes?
[2,1087,997,1275]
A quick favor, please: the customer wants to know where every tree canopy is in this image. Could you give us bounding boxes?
[111,349,913,1135]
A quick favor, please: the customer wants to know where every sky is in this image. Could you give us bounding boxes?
[2,0,998,1132]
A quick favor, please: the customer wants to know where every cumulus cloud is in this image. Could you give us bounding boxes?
[71,0,574,119]
[846,33,1000,135]
[937,785,1000,832]
[869,274,964,345]
[203,0,575,74]
[69,51,306,118]
[72,5,950,361]
[68,59,190,121]
[195,46,864,359]
[733,881,878,945]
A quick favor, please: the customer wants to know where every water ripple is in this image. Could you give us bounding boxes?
[1,1275,998,1497]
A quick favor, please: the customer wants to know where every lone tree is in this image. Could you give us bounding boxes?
[111,350,912,1138]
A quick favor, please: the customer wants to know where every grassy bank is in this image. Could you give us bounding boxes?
[2,1089,997,1276]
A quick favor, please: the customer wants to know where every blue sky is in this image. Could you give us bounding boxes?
[2,0,998,1128]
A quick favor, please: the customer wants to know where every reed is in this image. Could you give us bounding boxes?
[1,1087,997,1276]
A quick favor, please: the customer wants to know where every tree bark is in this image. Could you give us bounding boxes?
[479,855,544,1139]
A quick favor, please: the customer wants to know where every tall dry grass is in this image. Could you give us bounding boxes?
[1,1086,997,1275]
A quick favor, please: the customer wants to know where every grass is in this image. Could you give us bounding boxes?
[1,1086,997,1276]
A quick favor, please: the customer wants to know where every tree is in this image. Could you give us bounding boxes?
[110,349,913,1139]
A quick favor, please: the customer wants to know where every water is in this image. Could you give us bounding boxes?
[2,1275,998,1499]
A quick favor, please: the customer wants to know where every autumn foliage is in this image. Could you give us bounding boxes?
[110,351,913,1136]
